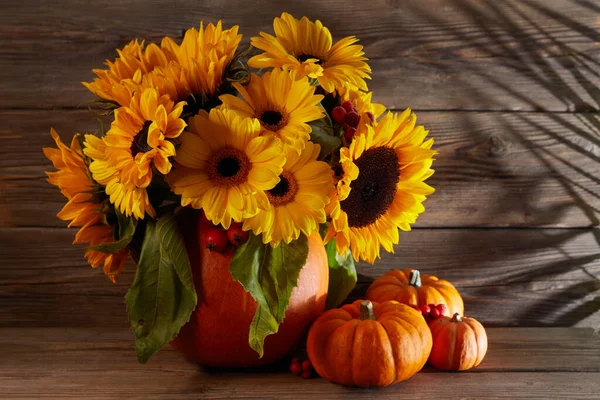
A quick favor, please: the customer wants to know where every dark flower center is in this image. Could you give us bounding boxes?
[297,53,322,64]
[208,147,250,187]
[260,110,284,128]
[130,121,153,157]
[269,176,290,197]
[267,173,298,206]
[340,147,400,228]
[216,157,241,178]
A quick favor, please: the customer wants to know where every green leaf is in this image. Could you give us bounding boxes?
[88,235,134,254]
[325,238,357,309]
[125,214,197,364]
[309,115,341,161]
[230,233,309,357]
[88,209,137,254]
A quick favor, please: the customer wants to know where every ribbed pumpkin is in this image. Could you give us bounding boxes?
[366,269,464,316]
[307,300,432,387]
[428,313,488,371]
[171,209,329,367]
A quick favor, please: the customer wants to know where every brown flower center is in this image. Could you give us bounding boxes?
[130,121,153,157]
[259,109,289,131]
[297,53,322,65]
[340,147,400,228]
[208,147,250,187]
[267,172,298,206]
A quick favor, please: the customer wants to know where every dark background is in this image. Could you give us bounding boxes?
[1,0,599,332]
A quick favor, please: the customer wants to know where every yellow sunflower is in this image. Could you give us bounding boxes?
[83,39,169,106]
[243,141,333,245]
[339,87,387,123]
[44,129,128,283]
[159,21,243,114]
[83,87,187,219]
[219,69,324,151]
[325,109,437,263]
[249,13,371,93]
[168,108,286,229]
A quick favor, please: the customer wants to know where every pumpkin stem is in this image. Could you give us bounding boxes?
[451,313,463,322]
[360,300,376,321]
[409,270,422,288]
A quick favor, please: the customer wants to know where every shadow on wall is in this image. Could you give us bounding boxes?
[356,0,600,327]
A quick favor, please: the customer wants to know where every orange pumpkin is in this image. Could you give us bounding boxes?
[171,210,329,367]
[428,313,488,370]
[307,300,432,387]
[366,269,464,316]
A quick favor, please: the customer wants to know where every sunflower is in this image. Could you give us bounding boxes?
[219,69,324,151]
[325,109,436,263]
[44,129,128,283]
[83,39,169,106]
[248,13,371,93]
[83,87,187,219]
[243,141,333,245]
[168,108,286,228]
[159,21,243,114]
[339,87,387,122]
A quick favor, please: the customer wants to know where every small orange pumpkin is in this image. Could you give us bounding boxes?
[366,269,464,316]
[307,300,432,387]
[428,313,488,370]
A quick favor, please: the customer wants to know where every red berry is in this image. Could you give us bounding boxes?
[341,100,355,112]
[301,371,312,379]
[290,362,302,376]
[428,304,438,310]
[301,360,312,372]
[430,307,441,319]
[331,106,347,124]
[227,226,249,246]
[366,111,375,122]
[205,227,228,253]
[419,304,431,316]
[436,304,448,316]
[291,357,300,364]
[343,125,356,142]
[345,111,360,128]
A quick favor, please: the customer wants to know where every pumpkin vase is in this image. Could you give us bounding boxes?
[307,300,432,387]
[171,212,330,367]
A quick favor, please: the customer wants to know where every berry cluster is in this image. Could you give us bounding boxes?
[331,101,374,142]
[290,357,314,379]
[411,303,448,321]
[201,212,249,253]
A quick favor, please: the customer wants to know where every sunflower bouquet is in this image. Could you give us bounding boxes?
[44,13,436,365]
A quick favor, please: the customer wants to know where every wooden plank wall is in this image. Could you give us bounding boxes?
[1,0,599,328]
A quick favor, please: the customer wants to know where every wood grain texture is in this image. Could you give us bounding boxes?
[1,0,599,111]
[3,327,599,372]
[1,0,600,394]
[0,327,599,399]
[2,227,599,328]
[2,110,599,228]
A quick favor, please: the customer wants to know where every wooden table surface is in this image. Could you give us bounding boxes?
[1,327,599,399]
[1,0,599,398]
